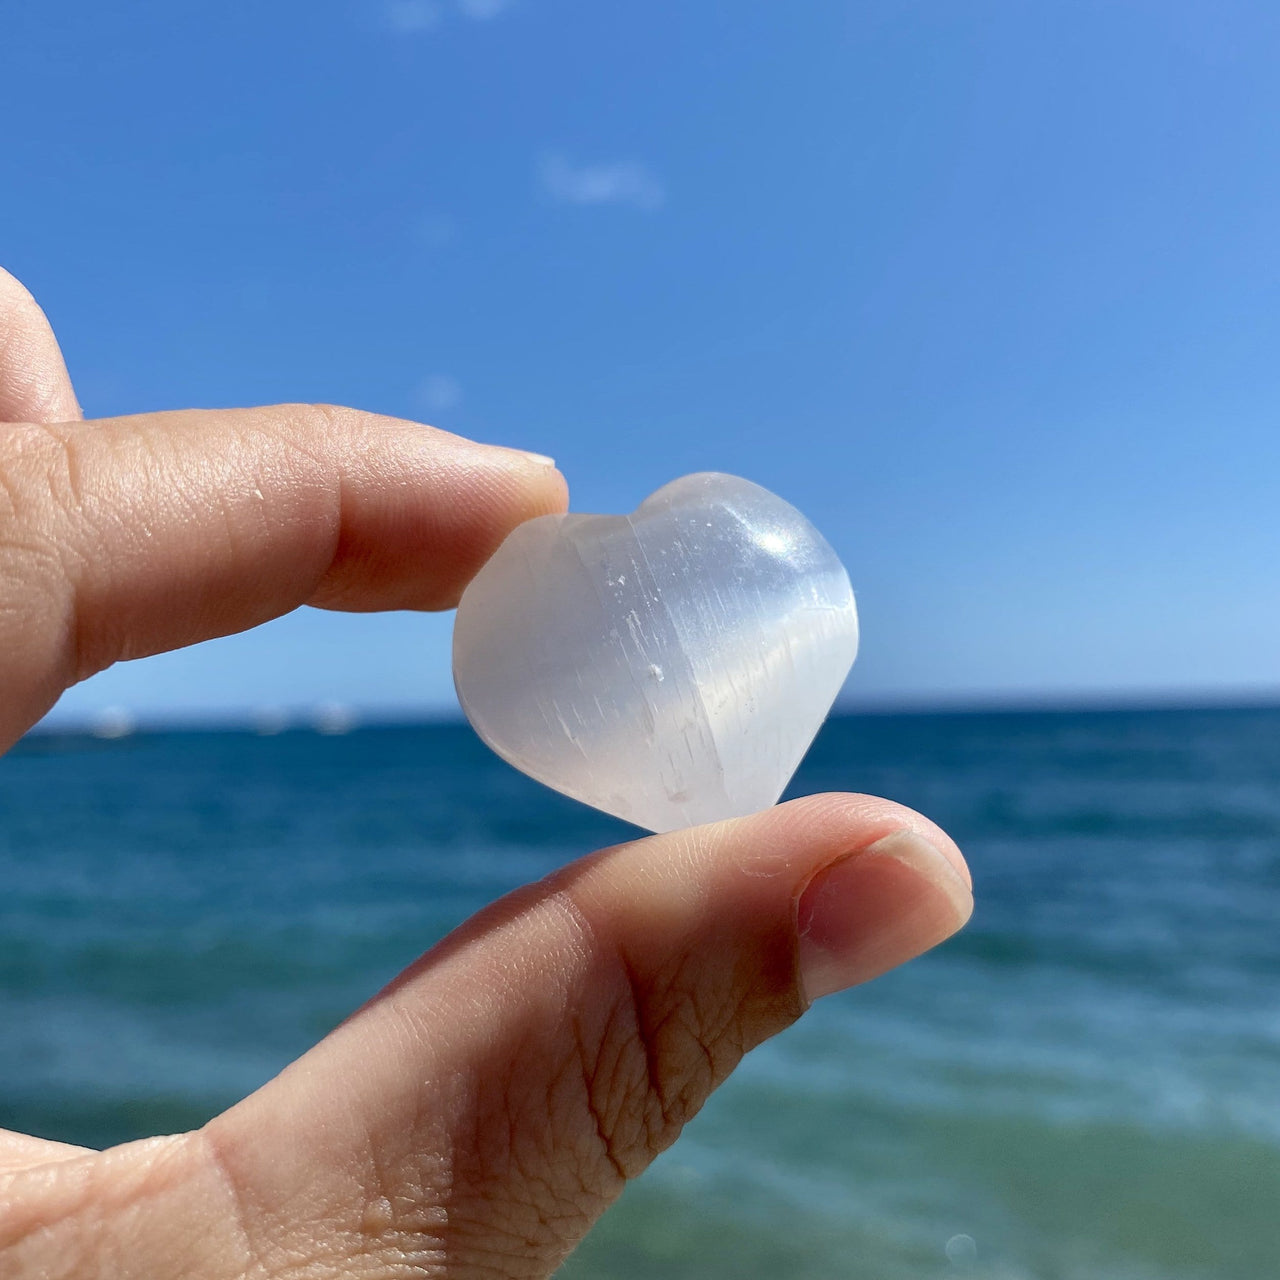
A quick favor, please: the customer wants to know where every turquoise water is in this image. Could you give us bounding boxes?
[3,708,1279,1278]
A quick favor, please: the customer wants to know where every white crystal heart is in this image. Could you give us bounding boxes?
[452,472,859,833]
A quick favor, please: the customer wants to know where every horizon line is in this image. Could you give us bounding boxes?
[22,687,1280,742]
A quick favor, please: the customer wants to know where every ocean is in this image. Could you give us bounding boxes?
[2,707,1278,1279]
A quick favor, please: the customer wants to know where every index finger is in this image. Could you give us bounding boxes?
[0,404,565,747]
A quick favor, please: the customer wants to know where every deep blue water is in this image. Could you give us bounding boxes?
[3,707,1279,1279]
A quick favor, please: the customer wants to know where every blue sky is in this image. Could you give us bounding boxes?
[5,0,1279,727]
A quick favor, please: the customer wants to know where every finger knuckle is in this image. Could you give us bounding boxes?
[539,899,772,1186]
[557,889,804,1185]
[0,420,78,531]
[0,421,82,609]
[271,403,359,459]
[593,949,748,1172]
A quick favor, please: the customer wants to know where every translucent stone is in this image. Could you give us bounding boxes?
[452,472,859,833]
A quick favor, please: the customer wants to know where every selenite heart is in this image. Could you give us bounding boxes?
[452,472,859,833]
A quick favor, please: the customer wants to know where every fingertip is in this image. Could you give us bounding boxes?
[770,791,971,891]
[290,408,569,611]
[796,827,973,1000]
[649,794,972,1001]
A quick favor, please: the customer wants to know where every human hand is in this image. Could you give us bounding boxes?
[0,267,973,1279]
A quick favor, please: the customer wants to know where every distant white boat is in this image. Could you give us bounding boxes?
[312,702,357,735]
[91,707,135,740]
[252,705,291,736]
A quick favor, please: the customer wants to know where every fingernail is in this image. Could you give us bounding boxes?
[796,829,973,1001]
[499,448,557,468]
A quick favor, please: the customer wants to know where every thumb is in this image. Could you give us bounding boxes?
[0,267,82,425]
[194,794,971,1278]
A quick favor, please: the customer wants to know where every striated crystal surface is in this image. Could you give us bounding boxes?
[452,472,859,833]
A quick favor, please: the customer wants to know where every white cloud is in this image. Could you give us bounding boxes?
[456,0,514,17]
[538,154,665,211]
[385,0,442,33]
[416,374,464,416]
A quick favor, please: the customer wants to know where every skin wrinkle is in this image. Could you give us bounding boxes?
[548,1031,627,1194]
[372,899,610,1270]
[355,1079,456,1278]
[557,881,777,1175]
[549,888,675,1171]
[187,418,341,633]
[0,437,82,733]
[344,999,558,1275]
[0,448,24,526]
[62,432,144,684]
[0,1133,89,1177]
[648,949,743,1128]
[40,419,87,514]
[0,1138,193,1279]
[189,1130,262,1280]
[491,1041,583,1226]
[224,1095,432,1280]
[423,858,803,1273]
[577,998,645,1180]
[0,425,83,555]
[666,957,724,1107]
